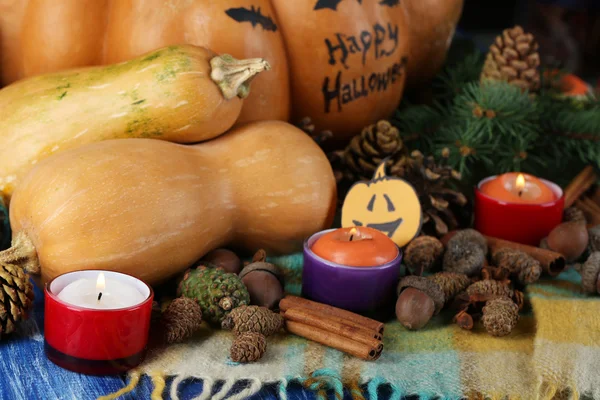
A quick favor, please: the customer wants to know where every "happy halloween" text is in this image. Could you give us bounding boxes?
[325,23,399,68]
[322,57,407,113]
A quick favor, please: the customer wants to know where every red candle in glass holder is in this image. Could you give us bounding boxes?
[44,270,153,375]
[474,173,564,246]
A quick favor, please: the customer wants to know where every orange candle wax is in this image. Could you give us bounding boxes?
[311,227,398,267]
[480,173,557,204]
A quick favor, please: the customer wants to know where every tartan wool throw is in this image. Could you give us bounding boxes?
[100,254,600,400]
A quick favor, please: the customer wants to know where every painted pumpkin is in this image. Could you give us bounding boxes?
[341,161,422,247]
[0,0,459,144]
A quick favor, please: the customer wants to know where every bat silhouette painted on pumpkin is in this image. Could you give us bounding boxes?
[379,0,400,7]
[314,0,362,11]
[225,6,278,31]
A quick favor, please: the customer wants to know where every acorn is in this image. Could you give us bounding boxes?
[404,236,444,275]
[547,222,589,263]
[443,240,486,277]
[449,229,488,254]
[396,276,445,330]
[202,248,243,275]
[239,250,284,310]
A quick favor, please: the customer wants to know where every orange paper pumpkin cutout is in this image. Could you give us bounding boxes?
[341,161,422,247]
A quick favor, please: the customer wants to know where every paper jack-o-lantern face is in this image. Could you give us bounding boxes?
[341,161,422,247]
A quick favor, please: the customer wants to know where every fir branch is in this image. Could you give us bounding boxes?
[432,51,484,102]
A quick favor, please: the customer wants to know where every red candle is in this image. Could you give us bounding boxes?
[44,270,153,375]
[479,173,557,204]
[311,226,398,267]
[474,174,564,246]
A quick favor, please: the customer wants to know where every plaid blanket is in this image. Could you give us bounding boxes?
[99,253,600,400]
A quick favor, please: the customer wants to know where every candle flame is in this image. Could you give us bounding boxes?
[349,227,358,236]
[96,273,106,291]
[516,174,526,191]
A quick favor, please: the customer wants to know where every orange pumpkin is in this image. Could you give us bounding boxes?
[402,0,464,86]
[0,0,461,144]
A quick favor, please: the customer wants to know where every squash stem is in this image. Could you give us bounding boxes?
[0,232,39,274]
[210,55,271,100]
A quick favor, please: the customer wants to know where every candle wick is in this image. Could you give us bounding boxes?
[349,234,354,241]
[97,292,103,301]
[518,190,523,197]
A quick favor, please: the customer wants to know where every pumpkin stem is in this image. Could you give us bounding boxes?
[210,54,271,100]
[373,162,388,181]
[0,231,39,274]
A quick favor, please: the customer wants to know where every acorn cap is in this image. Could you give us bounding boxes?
[239,261,285,287]
[397,276,445,314]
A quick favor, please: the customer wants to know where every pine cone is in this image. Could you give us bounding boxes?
[405,236,444,275]
[296,117,333,145]
[162,297,203,344]
[394,151,467,237]
[579,252,600,294]
[480,25,541,91]
[340,120,407,182]
[221,305,283,337]
[0,263,34,339]
[466,280,514,299]
[492,248,542,285]
[481,297,519,337]
[564,207,587,225]
[429,272,471,303]
[230,332,267,363]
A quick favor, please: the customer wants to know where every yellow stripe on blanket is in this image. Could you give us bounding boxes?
[531,296,600,399]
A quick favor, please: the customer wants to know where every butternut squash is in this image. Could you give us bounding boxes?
[0,44,270,198]
[1,121,337,286]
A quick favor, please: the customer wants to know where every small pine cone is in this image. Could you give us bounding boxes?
[221,305,284,337]
[450,229,488,254]
[589,226,600,254]
[466,280,514,299]
[482,297,519,337]
[443,240,486,276]
[343,120,406,181]
[405,236,444,274]
[230,332,267,363]
[492,248,542,285]
[429,272,471,303]
[564,207,587,225]
[480,25,540,91]
[580,252,600,294]
[162,297,203,344]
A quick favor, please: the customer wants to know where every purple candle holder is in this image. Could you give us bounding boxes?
[302,229,403,315]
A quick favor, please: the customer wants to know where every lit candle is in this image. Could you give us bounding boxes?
[479,172,557,204]
[474,173,564,245]
[45,270,153,375]
[302,227,403,314]
[57,272,145,310]
[311,226,399,267]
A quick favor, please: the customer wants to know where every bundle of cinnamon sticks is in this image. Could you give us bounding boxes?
[564,166,600,226]
[279,295,384,361]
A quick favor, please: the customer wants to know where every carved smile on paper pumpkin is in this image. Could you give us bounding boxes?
[341,161,422,247]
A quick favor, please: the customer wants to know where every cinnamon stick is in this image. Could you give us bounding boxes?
[485,235,565,277]
[285,321,382,361]
[279,295,384,334]
[564,166,597,208]
[281,307,381,340]
[284,308,383,351]
[576,198,600,225]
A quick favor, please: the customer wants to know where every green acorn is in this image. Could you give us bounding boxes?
[177,264,250,325]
